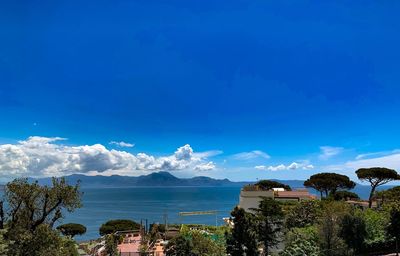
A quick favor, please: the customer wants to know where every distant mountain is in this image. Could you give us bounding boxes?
[32,171,249,188]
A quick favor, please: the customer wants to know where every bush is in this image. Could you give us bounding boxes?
[99,219,141,236]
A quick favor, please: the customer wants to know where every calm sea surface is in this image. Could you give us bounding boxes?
[63,187,242,241]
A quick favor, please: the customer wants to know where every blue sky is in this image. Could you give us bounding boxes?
[1,0,400,181]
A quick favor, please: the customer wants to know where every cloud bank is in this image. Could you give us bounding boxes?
[255,162,314,171]
[0,136,217,179]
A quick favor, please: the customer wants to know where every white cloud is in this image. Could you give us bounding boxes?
[0,137,218,178]
[194,162,216,171]
[193,150,223,159]
[355,149,400,160]
[109,141,135,148]
[232,150,270,160]
[255,161,314,171]
[326,152,400,173]
[319,146,344,160]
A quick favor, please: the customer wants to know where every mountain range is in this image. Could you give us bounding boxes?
[31,171,307,188]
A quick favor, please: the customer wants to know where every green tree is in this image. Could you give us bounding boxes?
[318,201,350,256]
[0,178,82,256]
[339,214,367,255]
[105,234,120,256]
[304,173,356,198]
[99,219,140,236]
[329,191,359,201]
[165,235,193,256]
[281,227,320,256]
[188,231,225,256]
[285,200,321,229]
[57,223,86,238]
[359,208,389,246]
[356,167,400,208]
[387,207,400,256]
[254,180,291,191]
[253,197,284,256]
[226,206,259,256]
[376,186,400,205]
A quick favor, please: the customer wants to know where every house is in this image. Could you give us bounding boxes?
[239,185,316,212]
[116,230,143,256]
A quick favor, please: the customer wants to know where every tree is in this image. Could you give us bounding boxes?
[165,235,193,256]
[376,186,400,206]
[285,200,321,229]
[57,223,86,238]
[360,208,389,246]
[226,206,259,256]
[281,227,320,256]
[166,231,226,256]
[255,180,291,191]
[339,214,367,255]
[318,201,350,256]
[329,191,359,201]
[387,207,400,256]
[0,177,82,256]
[99,219,141,236]
[105,234,120,256]
[0,178,82,232]
[304,173,356,198]
[253,197,284,256]
[356,167,400,208]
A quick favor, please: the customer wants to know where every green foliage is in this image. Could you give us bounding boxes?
[226,206,259,256]
[339,214,367,254]
[165,235,193,256]
[387,207,400,254]
[105,234,120,256]
[356,167,400,208]
[358,208,389,246]
[281,226,321,256]
[3,178,82,231]
[329,191,359,201]
[304,173,356,198]
[57,223,86,238]
[377,186,400,205]
[253,197,284,255]
[285,200,321,229]
[7,224,79,256]
[255,180,291,191]
[99,219,140,236]
[166,231,225,256]
[318,201,350,256]
[0,178,82,256]
[0,229,9,255]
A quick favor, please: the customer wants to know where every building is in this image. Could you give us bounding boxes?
[116,230,142,256]
[239,185,316,212]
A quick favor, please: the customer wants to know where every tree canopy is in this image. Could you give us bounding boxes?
[253,197,284,256]
[356,167,400,208]
[226,206,259,256]
[0,177,82,256]
[329,191,360,201]
[57,223,86,238]
[99,219,141,236]
[304,173,356,198]
[255,180,291,191]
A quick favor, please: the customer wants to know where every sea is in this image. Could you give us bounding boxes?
[61,185,388,241]
[63,187,241,241]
